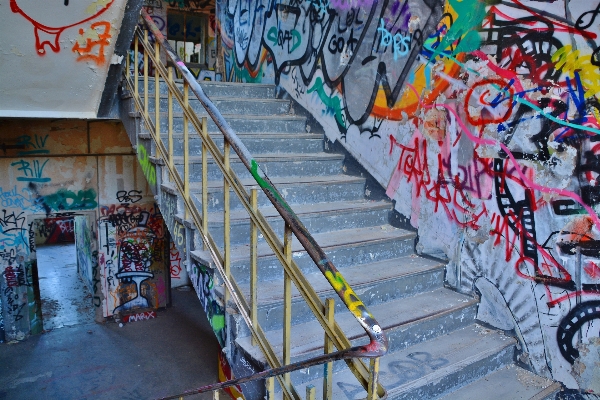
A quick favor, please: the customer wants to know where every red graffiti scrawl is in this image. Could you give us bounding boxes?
[10,0,114,55]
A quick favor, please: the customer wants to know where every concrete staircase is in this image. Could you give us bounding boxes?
[121,78,561,399]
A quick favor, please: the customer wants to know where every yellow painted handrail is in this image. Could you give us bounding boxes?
[123,9,388,399]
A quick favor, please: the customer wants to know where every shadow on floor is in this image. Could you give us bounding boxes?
[0,287,221,400]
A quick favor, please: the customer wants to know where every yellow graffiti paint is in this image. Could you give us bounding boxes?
[325,270,368,320]
[552,45,600,98]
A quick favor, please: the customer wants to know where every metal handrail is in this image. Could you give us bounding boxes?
[125,9,388,399]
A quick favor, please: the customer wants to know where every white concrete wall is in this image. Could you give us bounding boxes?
[0,0,129,118]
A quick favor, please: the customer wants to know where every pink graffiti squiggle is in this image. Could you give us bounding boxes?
[405,83,600,230]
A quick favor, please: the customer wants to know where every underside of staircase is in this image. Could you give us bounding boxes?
[119,77,562,399]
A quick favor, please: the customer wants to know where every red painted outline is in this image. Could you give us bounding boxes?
[9,0,115,55]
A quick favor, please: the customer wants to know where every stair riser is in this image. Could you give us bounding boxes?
[147,97,291,116]
[237,303,478,390]
[388,345,515,400]
[385,304,478,353]
[142,80,275,98]
[249,268,446,332]
[174,158,344,182]
[225,236,416,285]
[143,116,308,134]
[159,135,324,154]
[191,180,367,212]
[208,207,391,247]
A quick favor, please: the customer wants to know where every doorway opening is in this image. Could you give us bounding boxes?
[32,215,95,331]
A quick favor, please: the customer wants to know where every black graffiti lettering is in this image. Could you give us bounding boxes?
[575,3,600,31]
[116,190,143,203]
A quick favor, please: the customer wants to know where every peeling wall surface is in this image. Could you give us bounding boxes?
[0,1,129,118]
[0,119,168,342]
[216,0,600,390]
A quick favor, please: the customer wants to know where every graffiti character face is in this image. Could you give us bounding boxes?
[10,0,115,55]
[10,0,114,29]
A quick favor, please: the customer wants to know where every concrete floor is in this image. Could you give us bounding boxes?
[0,244,221,400]
[37,243,95,330]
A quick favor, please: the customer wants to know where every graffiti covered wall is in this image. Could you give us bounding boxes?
[217,0,600,390]
[0,1,131,118]
[0,119,168,341]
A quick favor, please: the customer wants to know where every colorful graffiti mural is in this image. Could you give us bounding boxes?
[218,0,600,391]
[98,201,168,317]
[0,121,160,340]
[190,260,226,347]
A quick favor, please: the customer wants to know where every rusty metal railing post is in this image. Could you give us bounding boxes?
[250,188,259,346]
[323,298,334,400]
[143,28,149,123]
[306,385,316,400]
[202,116,208,250]
[367,357,380,400]
[283,222,293,397]
[266,377,275,400]
[134,33,139,101]
[183,82,190,220]
[154,39,160,144]
[224,140,231,306]
[168,66,174,182]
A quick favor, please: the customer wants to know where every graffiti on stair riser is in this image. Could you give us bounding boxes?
[190,260,226,347]
[98,202,168,317]
[137,145,157,187]
[169,241,183,281]
[218,0,600,390]
[337,351,449,400]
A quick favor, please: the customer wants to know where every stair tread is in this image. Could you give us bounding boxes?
[151,95,287,102]
[437,364,560,400]
[213,199,391,223]
[162,175,365,196]
[293,324,515,399]
[229,225,414,263]
[182,174,366,191]
[233,254,444,305]
[170,152,344,162]
[155,132,323,138]
[236,287,477,360]
[153,111,305,120]
[141,77,275,88]
[190,225,414,267]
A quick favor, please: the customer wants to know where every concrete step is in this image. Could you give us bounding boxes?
[147,96,291,116]
[160,174,368,212]
[142,112,308,134]
[206,200,392,247]
[437,364,561,400]
[227,255,445,332]
[292,324,516,400]
[150,132,324,154]
[142,78,276,98]
[235,288,478,387]
[191,225,417,284]
[170,152,345,181]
